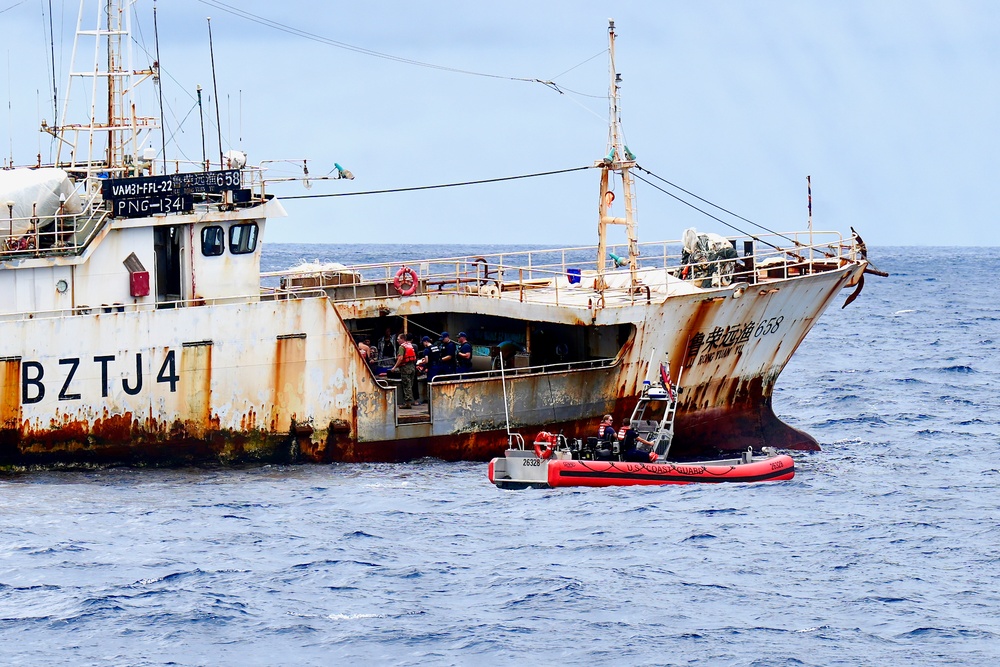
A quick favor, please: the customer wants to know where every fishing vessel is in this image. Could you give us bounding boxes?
[0,5,873,467]
[488,360,795,489]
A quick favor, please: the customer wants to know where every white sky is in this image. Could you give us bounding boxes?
[2,0,998,247]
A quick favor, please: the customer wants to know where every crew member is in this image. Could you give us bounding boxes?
[357,337,371,363]
[490,340,521,370]
[456,332,473,374]
[597,415,617,442]
[377,327,396,366]
[388,333,417,409]
[619,418,656,462]
[414,336,435,401]
[437,331,457,377]
[595,414,617,460]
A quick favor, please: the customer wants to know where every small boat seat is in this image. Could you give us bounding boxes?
[632,419,660,440]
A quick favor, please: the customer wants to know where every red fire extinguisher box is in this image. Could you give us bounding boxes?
[130,270,150,297]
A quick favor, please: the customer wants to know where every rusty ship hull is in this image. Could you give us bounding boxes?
[1,251,865,466]
[0,4,871,468]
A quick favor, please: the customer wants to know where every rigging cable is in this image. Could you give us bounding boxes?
[634,166,830,254]
[195,0,602,97]
[278,166,592,200]
[0,0,29,15]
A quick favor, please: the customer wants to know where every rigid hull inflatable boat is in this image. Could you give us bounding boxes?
[488,363,795,489]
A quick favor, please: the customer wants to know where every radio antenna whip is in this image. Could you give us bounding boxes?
[207,17,223,168]
[153,0,166,172]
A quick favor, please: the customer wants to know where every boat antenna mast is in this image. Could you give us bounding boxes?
[45,0,158,178]
[595,18,639,292]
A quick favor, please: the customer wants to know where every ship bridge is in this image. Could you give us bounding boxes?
[0,163,284,318]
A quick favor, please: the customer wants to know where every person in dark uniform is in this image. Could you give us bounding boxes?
[417,335,436,381]
[415,335,434,402]
[437,331,457,377]
[619,418,656,462]
[456,332,473,374]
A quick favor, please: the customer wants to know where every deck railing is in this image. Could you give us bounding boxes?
[262,230,856,307]
[429,356,618,383]
[0,164,268,261]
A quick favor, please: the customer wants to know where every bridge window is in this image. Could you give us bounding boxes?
[200,226,225,256]
[229,222,258,255]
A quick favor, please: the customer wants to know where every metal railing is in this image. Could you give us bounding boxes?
[0,164,269,262]
[430,356,618,384]
[262,230,855,308]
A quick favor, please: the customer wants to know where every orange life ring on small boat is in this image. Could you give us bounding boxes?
[393,265,418,296]
[533,431,557,459]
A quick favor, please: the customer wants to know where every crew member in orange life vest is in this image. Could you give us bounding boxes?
[389,333,418,408]
[619,418,656,462]
[598,415,616,442]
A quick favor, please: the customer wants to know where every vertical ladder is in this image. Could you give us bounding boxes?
[653,365,683,460]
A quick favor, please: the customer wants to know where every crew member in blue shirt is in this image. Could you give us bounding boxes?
[417,335,437,382]
[456,332,473,374]
[437,331,457,377]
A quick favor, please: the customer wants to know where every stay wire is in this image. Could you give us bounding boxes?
[196,0,603,97]
[635,165,825,252]
[0,0,29,15]
[278,166,592,200]
[631,170,782,252]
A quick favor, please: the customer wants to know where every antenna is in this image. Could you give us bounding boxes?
[7,51,12,167]
[153,0,166,173]
[197,84,206,170]
[207,17,223,169]
[499,352,513,445]
[807,175,813,273]
[47,0,58,148]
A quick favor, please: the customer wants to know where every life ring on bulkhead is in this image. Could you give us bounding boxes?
[393,265,419,296]
[533,431,558,459]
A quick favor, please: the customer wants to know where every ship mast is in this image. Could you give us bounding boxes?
[596,18,639,292]
[45,0,158,177]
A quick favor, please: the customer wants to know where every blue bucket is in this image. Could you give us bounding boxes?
[567,268,581,284]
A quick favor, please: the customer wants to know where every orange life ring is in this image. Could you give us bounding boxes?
[393,265,418,296]
[603,190,615,210]
[533,431,557,459]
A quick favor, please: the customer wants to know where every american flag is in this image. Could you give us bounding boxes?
[659,363,675,401]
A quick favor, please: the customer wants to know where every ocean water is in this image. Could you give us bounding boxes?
[1,245,998,666]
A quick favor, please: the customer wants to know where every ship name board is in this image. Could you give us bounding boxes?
[103,169,242,198]
[102,169,242,218]
[113,194,194,218]
[19,351,181,404]
[687,316,784,365]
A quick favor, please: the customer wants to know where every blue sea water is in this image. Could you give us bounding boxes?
[1,245,998,666]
